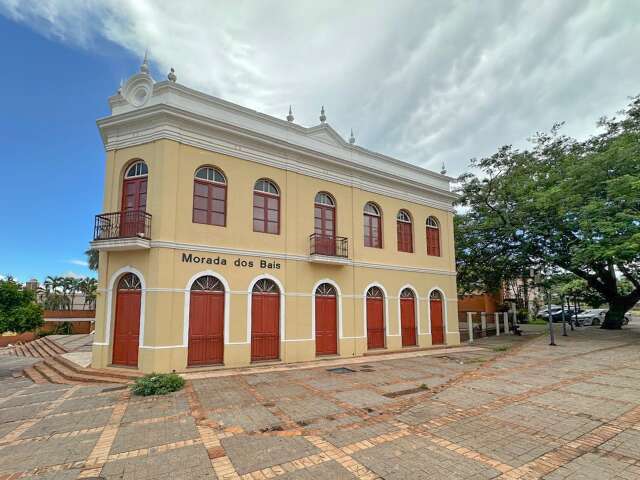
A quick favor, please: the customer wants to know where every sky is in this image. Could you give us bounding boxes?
[0,0,639,282]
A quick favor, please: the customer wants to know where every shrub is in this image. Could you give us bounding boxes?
[131,373,185,396]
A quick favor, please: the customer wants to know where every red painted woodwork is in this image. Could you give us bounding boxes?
[426,226,441,256]
[188,291,224,366]
[366,297,385,349]
[364,213,382,248]
[193,180,227,226]
[112,289,141,366]
[430,298,445,345]
[397,220,413,252]
[315,295,337,355]
[314,203,336,255]
[251,292,280,361]
[400,297,417,346]
[253,192,280,234]
[120,177,147,237]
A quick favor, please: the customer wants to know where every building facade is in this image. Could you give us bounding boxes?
[90,60,460,373]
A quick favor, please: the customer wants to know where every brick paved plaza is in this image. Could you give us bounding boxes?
[1,324,639,479]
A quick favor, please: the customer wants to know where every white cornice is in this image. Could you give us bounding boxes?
[98,104,457,210]
[100,80,458,209]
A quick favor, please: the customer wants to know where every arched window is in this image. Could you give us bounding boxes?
[193,166,227,226]
[363,202,382,248]
[253,179,280,234]
[426,216,441,256]
[430,289,442,301]
[118,273,142,290]
[366,286,384,298]
[396,210,413,253]
[190,275,224,292]
[315,283,337,296]
[125,161,148,178]
[253,278,279,293]
[400,288,415,299]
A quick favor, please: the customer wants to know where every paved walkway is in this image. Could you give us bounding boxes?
[0,324,639,479]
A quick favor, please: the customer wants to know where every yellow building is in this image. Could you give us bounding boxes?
[90,60,460,373]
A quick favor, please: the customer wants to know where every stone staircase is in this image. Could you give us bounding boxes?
[6,336,68,358]
[23,355,143,385]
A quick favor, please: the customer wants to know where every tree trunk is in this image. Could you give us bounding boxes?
[601,290,640,329]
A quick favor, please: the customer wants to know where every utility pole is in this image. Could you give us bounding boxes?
[547,289,556,346]
[561,294,568,336]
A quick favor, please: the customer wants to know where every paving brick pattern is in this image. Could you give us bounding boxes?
[1,324,640,479]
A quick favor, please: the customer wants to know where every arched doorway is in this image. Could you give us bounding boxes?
[188,275,225,366]
[112,273,141,366]
[400,288,417,346]
[366,286,385,349]
[251,279,280,361]
[315,283,337,355]
[430,290,445,345]
[121,160,148,237]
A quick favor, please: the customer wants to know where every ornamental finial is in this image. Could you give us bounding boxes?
[319,105,326,124]
[440,162,447,175]
[286,105,294,122]
[140,49,149,74]
[349,128,355,144]
[168,67,177,82]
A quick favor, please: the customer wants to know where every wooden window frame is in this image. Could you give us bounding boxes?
[253,179,280,235]
[363,203,382,248]
[426,216,441,257]
[192,167,227,227]
[396,210,413,253]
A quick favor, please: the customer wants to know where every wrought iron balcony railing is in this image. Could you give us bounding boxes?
[94,210,152,241]
[309,234,348,258]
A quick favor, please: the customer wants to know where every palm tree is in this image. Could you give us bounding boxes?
[85,248,99,271]
[78,277,98,310]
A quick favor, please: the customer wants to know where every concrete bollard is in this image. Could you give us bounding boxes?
[503,312,509,334]
[495,312,500,336]
[467,312,474,343]
[480,312,487,337]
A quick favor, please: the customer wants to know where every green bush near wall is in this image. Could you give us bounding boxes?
[131,373,185,396]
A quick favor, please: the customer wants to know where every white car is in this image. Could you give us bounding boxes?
[576,309,630,326]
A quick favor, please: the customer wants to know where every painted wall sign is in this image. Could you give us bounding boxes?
[181,253,281,269]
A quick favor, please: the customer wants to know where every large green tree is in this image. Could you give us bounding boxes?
[0,277,43,334]
[456,96,640,329]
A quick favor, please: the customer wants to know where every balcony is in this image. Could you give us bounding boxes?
[309,234,351,265]
[91,210,152,251]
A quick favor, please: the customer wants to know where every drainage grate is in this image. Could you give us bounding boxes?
[327,367,356,374]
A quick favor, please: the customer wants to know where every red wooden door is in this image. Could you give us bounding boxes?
[120,177,147,237]
[315,285,337,355]
[400,296,417,346]
[188,291,224,366]
[366,293,385,349]
[314,203,336,255]
[251,290,280,361]
[112,288,141,367]
[430,298,445,345]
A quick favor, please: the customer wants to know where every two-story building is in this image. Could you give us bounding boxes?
[90,59,460,373]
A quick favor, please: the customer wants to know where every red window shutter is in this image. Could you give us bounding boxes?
[397,221,412,253]
[427,227,441,256]
[193,180,226,226]
[253,192,279,234]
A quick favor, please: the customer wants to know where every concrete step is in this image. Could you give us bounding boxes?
[22,342,40,358]
[35,338,59,357]
[42,336,68,355]
[32,362,76,384]
[23,365,48,384]
[43,357,131,385]
[29,340,51,358]
[56,355,142,381]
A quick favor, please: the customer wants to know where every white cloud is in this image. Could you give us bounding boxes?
[67,259,89,267]
[61,271,83,279]
[2,0,639,176]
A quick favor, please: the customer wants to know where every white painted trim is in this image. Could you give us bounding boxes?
[151,240,456,276]
[182,270,232,349]
[105,266,146,352]
[139,345,186,349]
[311,279,343,354]
[246,274,286,344]
[93,342,109,346]
[363,282,389,349]
[397,284,420,341]
[427,286,449,340]
[90,237,150,251]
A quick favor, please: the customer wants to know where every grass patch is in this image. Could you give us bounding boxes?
[131,373,185,396]
[419,383,430,390]
[492,345,511,352]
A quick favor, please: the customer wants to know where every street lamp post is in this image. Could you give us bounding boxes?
[546,283,556,347]
[561,294,568,336]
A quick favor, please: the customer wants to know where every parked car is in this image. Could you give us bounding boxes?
[538,308,580,323]
[576,309,631,326]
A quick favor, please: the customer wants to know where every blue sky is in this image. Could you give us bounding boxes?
[1,2,638,282]
[0,16,143,281]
